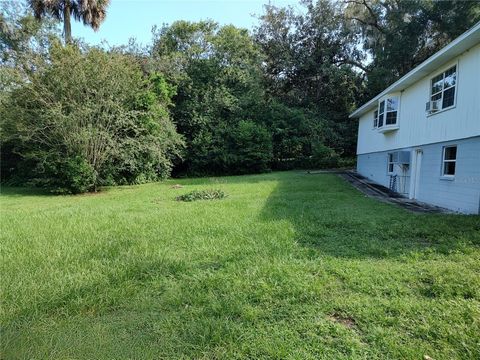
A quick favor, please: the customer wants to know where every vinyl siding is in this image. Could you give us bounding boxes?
[356,43,480,155]
[415,137,480,214]
[357,136,480,214]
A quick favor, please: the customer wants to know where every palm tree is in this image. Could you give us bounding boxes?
[28,0,110,44]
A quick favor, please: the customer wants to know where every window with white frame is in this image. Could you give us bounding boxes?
[430,65,456,112]
[442,146,457,177]
[385,97,399,125]
[377,96,398,128]
[373,110,378,128]
[378,100,384,127]
[387,153,394,174]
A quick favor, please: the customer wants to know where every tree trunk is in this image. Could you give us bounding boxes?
[63,1,72,44]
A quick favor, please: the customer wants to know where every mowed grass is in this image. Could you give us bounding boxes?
[1,171,479,359]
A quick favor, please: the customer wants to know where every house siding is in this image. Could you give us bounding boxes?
[356,43,480,155]
[357,136,480,214]
[357,152,399,189]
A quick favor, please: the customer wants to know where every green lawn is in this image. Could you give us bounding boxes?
[1,171,479,359]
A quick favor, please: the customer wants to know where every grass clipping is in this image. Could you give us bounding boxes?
[176,189,227,202]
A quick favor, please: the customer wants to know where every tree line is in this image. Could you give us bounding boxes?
[1,0,479,193]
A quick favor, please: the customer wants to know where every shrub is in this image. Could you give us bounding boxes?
[46,155,96,194]
[176,189,227,202]
[227,120,273,174]
[1,44,184,193]
[309,143,340,169]
[338,157,356,169]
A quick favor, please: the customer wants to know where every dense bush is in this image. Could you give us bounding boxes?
[1,44,184,193]
[309,143,340,169]
[227,120,273,174]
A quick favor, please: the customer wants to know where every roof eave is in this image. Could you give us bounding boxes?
[349,22,480,119]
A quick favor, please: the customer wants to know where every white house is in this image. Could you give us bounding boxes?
[349,23,480,214]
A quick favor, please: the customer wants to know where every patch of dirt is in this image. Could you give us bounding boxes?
[171,184,183,189]
[329,313,357,329]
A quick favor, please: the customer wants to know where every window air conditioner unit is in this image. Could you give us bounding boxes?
[425,100,439,113]
[391,151,410,164]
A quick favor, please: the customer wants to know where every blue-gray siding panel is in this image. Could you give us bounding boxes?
[357,153,391,188]
[357,150,412,189]
[357,136,480,214]
[416,137,480,214]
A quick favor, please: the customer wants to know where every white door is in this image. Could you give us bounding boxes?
[409,149,423,199]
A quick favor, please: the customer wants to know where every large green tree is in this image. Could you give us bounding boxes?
[1,44,183,193]
[28,0,110,43]
[255,0,362,157]
[151,21,272,175]
[345,0,480,99]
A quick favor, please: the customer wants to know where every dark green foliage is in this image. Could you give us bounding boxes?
[228,121,273,174]
[152,21,271,176]
[345,0,480,99]
[176,189,227,202]
[151,16,357,177]
[36,155,96,194]
[309,143,340,169]
[255,1,362,160]
[1,44,183,193]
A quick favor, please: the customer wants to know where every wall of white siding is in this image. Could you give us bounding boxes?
[357,44,480,155]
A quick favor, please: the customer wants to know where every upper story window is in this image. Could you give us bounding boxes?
[385,97,399,125]
[376,95,399,132]
[378,101,385,127]
[430,65,456,113]
[373,110,378,128]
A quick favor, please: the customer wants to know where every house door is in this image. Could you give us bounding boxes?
[409,149,423,199]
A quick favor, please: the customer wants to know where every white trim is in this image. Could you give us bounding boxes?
[441,145,457,178]
[378,124,400,133]
[356,135,480,156]
[349,22,480,119]
[427,60,459,117]
[409,148,423,199]
[372,109,378,129]
[387,153,394,175]
[376,93,400,132]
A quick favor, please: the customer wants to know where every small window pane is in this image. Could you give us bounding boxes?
[378,113,383,127]
[386,97,398,111]
[444,146,457,160]
[443,162,456,176]
[444,66,456,88]
[374,110,378,127]
[442,86,455,108]
[386,111,397,125]
[431,93,441,102]
[388,154,394,173]
[431,74,443,94]
[379,100,385,114]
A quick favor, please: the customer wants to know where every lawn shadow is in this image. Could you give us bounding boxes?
[260,172,480,259]
[0,186,55,198]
